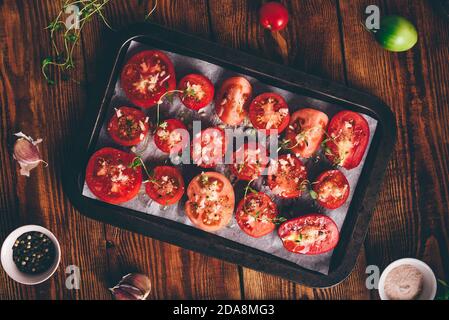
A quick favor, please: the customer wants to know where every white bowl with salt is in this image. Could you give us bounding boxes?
[379,258,437,300]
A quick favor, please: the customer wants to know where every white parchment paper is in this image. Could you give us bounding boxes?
[83,41,378,275]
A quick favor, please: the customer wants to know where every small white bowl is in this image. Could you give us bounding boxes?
[379,258,437,300]
[1,225,61,285]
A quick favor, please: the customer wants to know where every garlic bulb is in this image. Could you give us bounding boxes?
[13,132,47,177]
[110,273,151,300]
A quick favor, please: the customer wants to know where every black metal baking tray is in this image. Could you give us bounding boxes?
[63,23,396,288]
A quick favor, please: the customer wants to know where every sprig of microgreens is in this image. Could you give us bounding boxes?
[280,125,344,167]
[241,180,287,225]
[42,0,114,84]
[157,121,168,130]
[42,0,158,85]
[154,89,184,126]
[200,172,210,186]
[299,179,318,200]
[279,122,312,152]
[145,0,158,20]
[321,136,342,166]
[243,179,257,200]
[295,233,303,244]
[278,132,309,153]
[129,156,158,185]
[243,206,288,226]
[436,279,449,300]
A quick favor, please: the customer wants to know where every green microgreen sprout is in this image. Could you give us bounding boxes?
[129,156,158,185]
[42,0,157,85]
[298,179,319,199]
[436,279,449,300]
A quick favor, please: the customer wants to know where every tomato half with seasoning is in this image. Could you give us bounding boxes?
[85,148,142,204]
[285,108,328,158]
[120,50,176,108]
[313,170,350,210]
[230,143,269,181]
[191,127,226,168]
[235,192,278,238]
[278,214,339,255]
[145,166,185,206]
[215,77,252,126]
[249,93,290,134]
[325,111,370,169]
[107,107,150,146]
[267,154,307,199]
[178,74,214,111]
[185,172,235,232]
[154,119,189,154]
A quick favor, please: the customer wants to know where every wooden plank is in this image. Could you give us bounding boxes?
[338,0,449,299]
[79,0,241,299]
[208,0,370,299]
[0,0,109,299]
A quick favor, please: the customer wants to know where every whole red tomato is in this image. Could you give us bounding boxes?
[259,2,289,31]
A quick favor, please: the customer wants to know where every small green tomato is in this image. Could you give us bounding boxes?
[375,15,418,52]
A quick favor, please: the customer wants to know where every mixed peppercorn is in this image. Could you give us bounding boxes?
[12,231,55,274]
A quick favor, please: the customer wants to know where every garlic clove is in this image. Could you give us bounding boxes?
[14,138,41,164]
[110,287,142,300]
[13,132,46,177]
[109,273,152,300]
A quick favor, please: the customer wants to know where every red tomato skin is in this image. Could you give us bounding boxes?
[285,108,329,158]
[107,107,150,147]
[267,154,308,199]
[178,74,215,111]
[325,111,370,170]
[145,166,185,205]
[154,119,188,154]
[278,214,340,255]
[120,50,176,108]
[259,2,289,31]
[85,148,142,204]
[230,143,269,181]
[235,192,278,238]
[313,170,350,210]
[215,77,253,126]
[249,93,290,134]
[191,127,226,169]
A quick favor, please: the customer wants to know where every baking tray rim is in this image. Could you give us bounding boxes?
[62,23,397,288]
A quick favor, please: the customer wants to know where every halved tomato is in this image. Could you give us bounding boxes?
[235,192,278,238]
[230,142,269,181]
[145,166,185,205]
[120,50,176,108]
[215,77,252,126]
[313,170,350,210]
[154,119,189,154]
[285,108,328,158]
[85,148,142,204]
[267,154,307,199]
[107,107,150,146]
[178,74,214,111]
[278,214,339,255]
[325,111,370,169]
[185,172,235,232]
[249,93,290,134]
[191,127,226,168]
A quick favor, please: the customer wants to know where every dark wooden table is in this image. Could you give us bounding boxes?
[1,0,448,300]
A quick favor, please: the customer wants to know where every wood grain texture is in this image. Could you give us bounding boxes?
[338,0,449,299]
[0,0,448,300]
[0,0,108,299]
